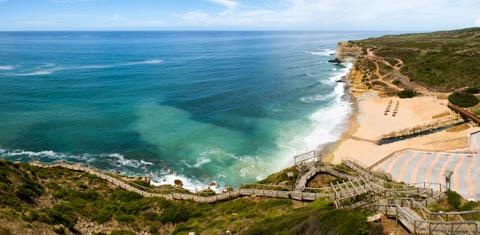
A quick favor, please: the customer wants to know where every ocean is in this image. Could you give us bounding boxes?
[0,31,383,190]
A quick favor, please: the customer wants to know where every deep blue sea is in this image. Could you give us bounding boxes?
[0,31,383,189]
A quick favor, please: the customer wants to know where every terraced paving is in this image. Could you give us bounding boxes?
[373,150,480,200]
[470,131,480,152]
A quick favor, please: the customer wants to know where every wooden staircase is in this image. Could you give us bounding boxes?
[330,178,378,208]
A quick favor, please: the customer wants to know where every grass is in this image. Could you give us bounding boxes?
[0,159,373,234]
[243,199,370,235]
[257,166,298,185]
[428,190,480,213]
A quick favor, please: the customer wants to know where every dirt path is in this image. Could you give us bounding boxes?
[366,48,432,94]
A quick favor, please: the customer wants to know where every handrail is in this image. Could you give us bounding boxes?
[448,103,480,126]
[29,161,329,203]
[373,202,480,234]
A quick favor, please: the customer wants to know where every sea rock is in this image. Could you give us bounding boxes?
[328,58,342,64]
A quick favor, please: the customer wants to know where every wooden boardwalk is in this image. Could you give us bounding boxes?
[341,158,480,234]
[371,199,480,234]
[30,161,330,203]
[29,155,480,234]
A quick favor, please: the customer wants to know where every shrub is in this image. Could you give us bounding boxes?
[115,214,135,223]
[15,183,44,203]
[460,201,478,211]
[465,87,480,94]
[111,230,135,235]
[398,89,417,98]
[0,226,12,235]
[158,203,191,224]
[447,191,462,210]
[94,211,112,224]
[448,92,479,107]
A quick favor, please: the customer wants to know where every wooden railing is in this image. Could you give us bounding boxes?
[371,201,480,235]
[30,161,330,203]
[379,114,464,142]
[448,103,480,126]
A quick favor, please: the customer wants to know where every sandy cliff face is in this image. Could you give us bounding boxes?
[336,42,362,62]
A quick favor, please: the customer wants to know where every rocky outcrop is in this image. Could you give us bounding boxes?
[328,58,342,64]
[336,41,362,62]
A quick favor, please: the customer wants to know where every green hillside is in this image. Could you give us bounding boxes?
[353,27,480,91]
[0,160,370,235]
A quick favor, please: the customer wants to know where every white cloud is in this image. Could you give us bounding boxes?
[475,17,480,26]
[209,0,238,9]
[208,0,238,15]
[179,0,480,30]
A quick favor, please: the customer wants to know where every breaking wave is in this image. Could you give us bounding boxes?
[12,59,163,76]
[306,49,336,56]
[0,65,16,70]
[302,63,352,149]
[0,146,212,192]
[300,93,336,104]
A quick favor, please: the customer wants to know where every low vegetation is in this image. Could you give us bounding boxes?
[244,200,370,235]
[428,190,480,214]
[465,87,480,94]
[0,159,373,234]
[354,27,480,91]
[397,89,417,98]
[448,92,479,107]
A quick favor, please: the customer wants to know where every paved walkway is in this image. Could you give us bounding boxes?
[372,150,480,200]
[470,131,480,152]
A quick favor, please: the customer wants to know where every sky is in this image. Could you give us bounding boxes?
[0,0,479,31]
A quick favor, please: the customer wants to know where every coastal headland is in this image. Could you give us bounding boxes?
[329,28,480,201]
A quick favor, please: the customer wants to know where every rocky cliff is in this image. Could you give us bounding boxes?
[336,41,362,62]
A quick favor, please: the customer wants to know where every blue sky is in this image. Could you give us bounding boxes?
[0,0,479,31]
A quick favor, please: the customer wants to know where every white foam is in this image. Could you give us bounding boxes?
[302,63,352,149]
[306,49,336,56]
[149,172,218,192]
[12,59,163,76]
[299,92,336,104]
[107,153,154,168]
[0,146,218,192]
[193,157,212,168]
[15,67,64,76]
[124,59,163,65]
[0,146,154,169]
[0,65,15,70]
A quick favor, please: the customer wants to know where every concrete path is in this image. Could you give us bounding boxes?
[373,150,480,200]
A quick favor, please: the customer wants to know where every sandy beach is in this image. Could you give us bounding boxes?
[329,86,476,167]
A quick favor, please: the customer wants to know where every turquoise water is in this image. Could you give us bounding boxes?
[0,31,381,189]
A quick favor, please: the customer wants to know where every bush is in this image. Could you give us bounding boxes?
[94,211,112,224]
[448,92,479,107]
[115,214,135,223]
[111,230,135,235]
[158,203,191,224]
[397,89,417,98]
[0,226,12,235]
[460,201,478,211]
[447,191,462,210]
[465,87,480,94]
[15,183,44,203]
[245,199,370,235]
